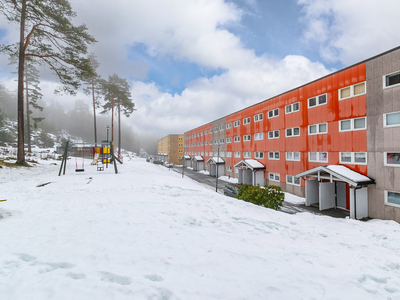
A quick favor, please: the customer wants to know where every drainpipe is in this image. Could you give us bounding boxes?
[353,185,362,220]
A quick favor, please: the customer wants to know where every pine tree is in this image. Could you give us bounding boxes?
[0,0,96,165]
[83,53,102,144]
[101,74,135,154]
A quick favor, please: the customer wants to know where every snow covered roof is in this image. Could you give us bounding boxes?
[234,159,265,170]
[183,155,191,159]
[206,157,225,164]
[296,165,375,187]
[191,156,204,161]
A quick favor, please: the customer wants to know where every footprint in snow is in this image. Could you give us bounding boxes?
[99,271,132,285]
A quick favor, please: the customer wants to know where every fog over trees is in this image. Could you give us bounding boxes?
[0,84,157,154]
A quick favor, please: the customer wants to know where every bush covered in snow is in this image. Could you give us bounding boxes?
[236,184,285,210]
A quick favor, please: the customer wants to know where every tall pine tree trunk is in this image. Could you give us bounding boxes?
[118,100,121,154]
[111,91,114,142]
[25,78,31,153]
[91,78,97,144]
[17,0,27,165]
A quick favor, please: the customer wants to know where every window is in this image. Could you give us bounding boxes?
[226,137,232,143]
[220,152,225,157]
[286,127,300,137]
[309,152,328,162]
[234,152,241,158]
[286,175,301,186]
[243,152,251,158]
[234,120,240,127]
[268,130,279,139]
[201,152,204,156]
[205,141,208,145]
[219,139,224,144]
[243,117,251,125]
[227,166,232,172]
[255,152,264,159]
[208,129,212,134]
[235,167,239,173]
[243,134,251,141]
[339,117,366,131]
[226,123,232,129]
[384,71,400,88]
[226,152,232,157]
[268,108,279,119]
[254,133,264,140]
[234,136,241,142]
[200,142,203,146]
[340,152,367,165]
[214,152,218,156]
[209,140,213,145]
[339,82,366,100]
[254,113,263,122]
[308,123,328,135]
[384,152,400,166]
[286,152,300,161]
[214,127,218,132]
[285,102,300,114]
[214,140,217,144]
[384,111,400,127]
[205,152,208,156]
[268,152,280,160]
[269,172,280,182]
[204,130,207,135]
[385,190,400,207]
[308,94,327,108]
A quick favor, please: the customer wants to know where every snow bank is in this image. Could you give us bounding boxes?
[0,158,399,300]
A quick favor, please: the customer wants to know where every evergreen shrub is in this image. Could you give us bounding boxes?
[236,184,285,210]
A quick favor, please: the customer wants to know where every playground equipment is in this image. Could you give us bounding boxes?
[58,141,123,176]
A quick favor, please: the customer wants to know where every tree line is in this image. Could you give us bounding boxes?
[0,0,135,165]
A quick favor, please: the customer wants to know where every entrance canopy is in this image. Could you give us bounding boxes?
[206,157,225,164]
[296,165,374,187]
[234,159,265,170]
[183,155,191,159]
[191,156,204,161]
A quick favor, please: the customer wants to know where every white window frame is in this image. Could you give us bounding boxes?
[339,152,367,165]
[383,111,400,128]
[384,152,400,167]
[286,175,301,186]
[308,93,327,108]
[286,152,300,161]
[285,102,300,114]
[383,71,400,89]
[268,108,279,119]
[285,127,300,137]
[268,152,280,160]
[243,134,251,141]
[234,152,241,158]
[254,152,264,159]
[308,152,328,163]
[226,152,232,158]
[385,190,400,208]
[243,117,251,125]
[268,130,279,139]
[226,137,232,143]
[254,113,263,122]
[226,123,232,129]
[234,136,240,143]
[308,123,328,135]
[227,166,232,172]
[339,82,366,100]
[234,120,240,127]
[243,152,251,158]
[205,152,208,156]
[269,172,280,182]
[219,139,224,144]
[339,117,367,132]
[254,132,264,140]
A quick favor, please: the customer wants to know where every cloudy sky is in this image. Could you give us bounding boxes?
[1,0,400,139]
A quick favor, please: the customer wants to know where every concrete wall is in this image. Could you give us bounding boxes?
[366,48,400,223]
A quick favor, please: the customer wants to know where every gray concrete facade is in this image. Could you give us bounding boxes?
[366,48,400,223]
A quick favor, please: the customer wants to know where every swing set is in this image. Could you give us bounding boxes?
[58,141,122,176]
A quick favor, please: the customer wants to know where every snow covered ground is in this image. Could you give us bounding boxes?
[0,157,400,300]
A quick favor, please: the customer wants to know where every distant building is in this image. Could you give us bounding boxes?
[157,134,184,165]
[184,46,400,222]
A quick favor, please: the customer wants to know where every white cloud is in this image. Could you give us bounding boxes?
[298,0,400,65]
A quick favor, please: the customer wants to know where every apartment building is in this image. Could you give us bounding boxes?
[184,46,400,222]
[157,134,185,165]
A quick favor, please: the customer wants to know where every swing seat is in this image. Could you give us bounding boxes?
[75,169,85,172]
